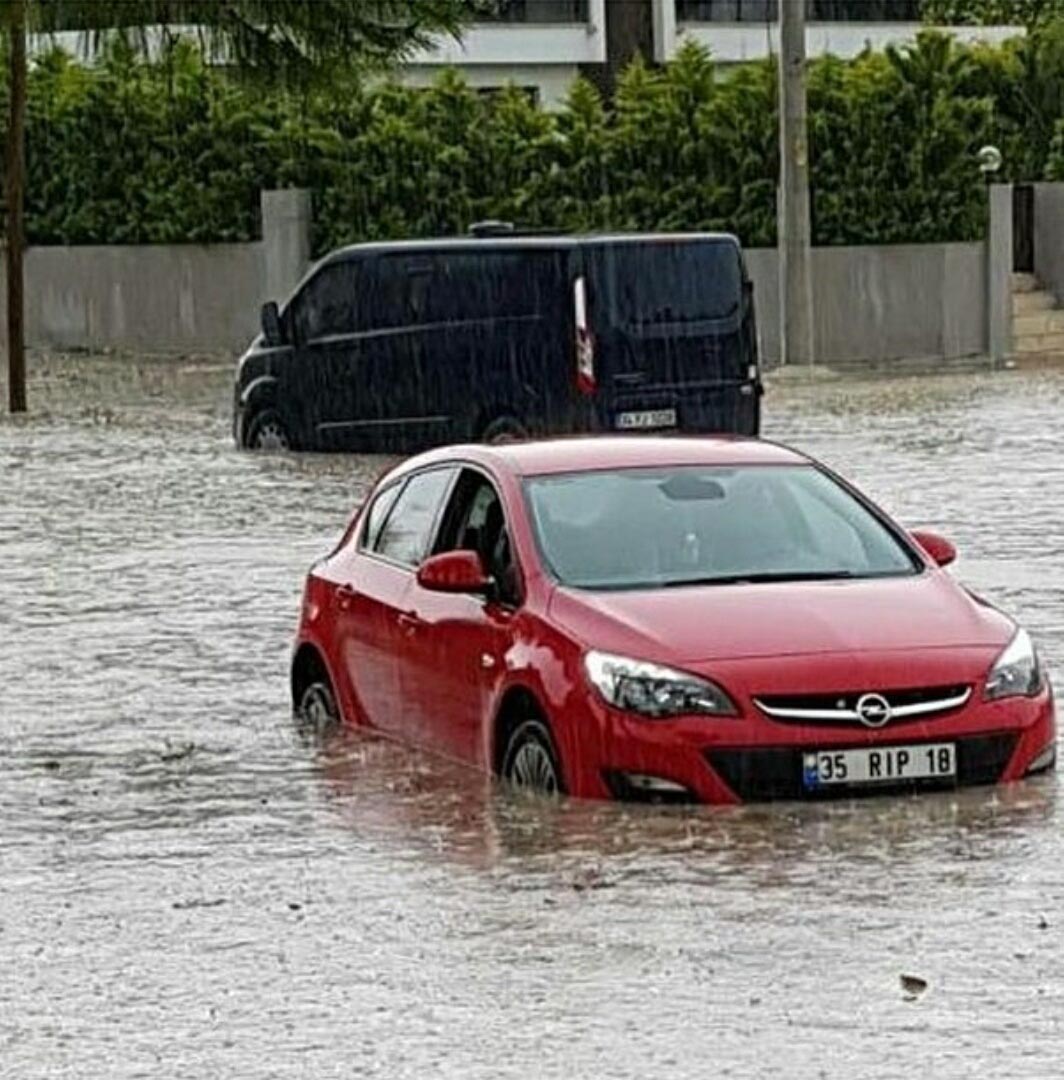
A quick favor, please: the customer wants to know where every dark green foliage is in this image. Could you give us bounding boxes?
[922,0,1064,26]
[33,1,477,77]
[16,30,1064,253]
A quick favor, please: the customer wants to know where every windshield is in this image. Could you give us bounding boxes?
[525,465,919,591]
[586,239,743,326]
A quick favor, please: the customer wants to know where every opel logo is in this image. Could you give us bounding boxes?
[855,692,892,728]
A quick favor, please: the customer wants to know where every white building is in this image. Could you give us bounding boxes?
[404,0,1022,107]
[36,2,1025,109]
[402,0,608,107]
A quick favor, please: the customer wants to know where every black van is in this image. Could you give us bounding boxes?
[233,230,762,452]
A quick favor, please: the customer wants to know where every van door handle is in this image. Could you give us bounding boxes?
[614,372,646,386]
[397,611,420,635]
[336,583,356,611]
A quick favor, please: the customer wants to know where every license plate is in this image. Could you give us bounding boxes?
[803,742,956,789]
[616,408,677,431]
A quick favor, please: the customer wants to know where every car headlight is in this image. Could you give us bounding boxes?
[984,628,1044,701]
[584,650,737,718]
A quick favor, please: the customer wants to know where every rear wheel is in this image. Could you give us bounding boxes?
[502,718,563,797]
[246,410,291,451]
[296,679,339,737]
[481,415,528,445]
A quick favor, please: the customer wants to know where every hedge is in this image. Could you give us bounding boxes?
[13,28,1064,255]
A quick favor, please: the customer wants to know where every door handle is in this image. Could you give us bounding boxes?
[336,583,356,611]
[396,611,420,635]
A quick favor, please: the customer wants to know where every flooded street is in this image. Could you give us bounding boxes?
[4,354,1064,1078]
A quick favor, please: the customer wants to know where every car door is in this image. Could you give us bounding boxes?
[331,466,456,733]
[397,468,520,767]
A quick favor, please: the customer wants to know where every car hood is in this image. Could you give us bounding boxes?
[548,571,1015,663]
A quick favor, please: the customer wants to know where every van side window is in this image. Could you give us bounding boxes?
[360,481,403,551]
[422,252,568,325]
[374,468,456,567]
[361,254,422,332]
[291,261,360,343]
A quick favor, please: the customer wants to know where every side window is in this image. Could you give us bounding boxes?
[422,251,569,325]
[290,261,360,343]
[375,468,456,567]
[361,254,423,332]
[360,481,403,552]
[434,469,522,605]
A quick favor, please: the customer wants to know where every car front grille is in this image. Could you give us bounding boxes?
[705,733,1018,802]
[754,684,972,726]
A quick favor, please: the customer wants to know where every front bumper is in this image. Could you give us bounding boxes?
[560,688,1056,805]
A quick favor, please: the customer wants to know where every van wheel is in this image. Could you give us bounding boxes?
[246,410,291,451]
[502,719,563,797]
[481,415,528,445]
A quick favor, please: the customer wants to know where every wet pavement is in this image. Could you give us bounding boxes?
[3,353,1064,1078]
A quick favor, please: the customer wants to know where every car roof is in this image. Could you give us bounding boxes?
[323,232,740,263]
[397,436,810,480]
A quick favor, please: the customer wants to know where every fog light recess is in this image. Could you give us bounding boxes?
[1025,743,1057,777]
[605,771,696,804]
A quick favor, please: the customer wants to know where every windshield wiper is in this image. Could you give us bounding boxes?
[661,570,859,588]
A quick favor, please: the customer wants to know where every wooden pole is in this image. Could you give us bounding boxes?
[6,0,27,413]
[778,0,814,366]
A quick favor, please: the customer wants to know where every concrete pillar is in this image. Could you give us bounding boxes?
[651,0,677,63]
[987,183,1013,367]
[1032,182,1064,306]
[261,188,311,304]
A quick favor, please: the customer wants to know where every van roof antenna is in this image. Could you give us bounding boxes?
[468,220,515,238]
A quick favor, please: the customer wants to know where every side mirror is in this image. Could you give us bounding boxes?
[417,551,493,595]
[261,301,283,347]
[910,529,957,568]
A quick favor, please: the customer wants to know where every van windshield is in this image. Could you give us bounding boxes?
[586,239,743,326]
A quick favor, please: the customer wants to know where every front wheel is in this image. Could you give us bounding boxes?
[501,718,564,797]
[245,409,292,451]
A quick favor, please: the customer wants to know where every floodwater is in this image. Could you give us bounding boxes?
[3,354,1064,1078]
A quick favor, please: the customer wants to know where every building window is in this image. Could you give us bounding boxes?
[677,0,923,22]
[476,0,590,23]
[474,85,542,106]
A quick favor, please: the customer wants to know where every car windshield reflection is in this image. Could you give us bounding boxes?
[525,465,921,591]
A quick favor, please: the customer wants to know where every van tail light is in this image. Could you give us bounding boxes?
[573,275,596,396]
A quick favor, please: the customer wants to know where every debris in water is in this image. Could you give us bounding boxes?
[172,898,226,910]
[1038,914,1050,930]
[570,868,613,892]
[900,974,928,1000]
[159,742,196,763]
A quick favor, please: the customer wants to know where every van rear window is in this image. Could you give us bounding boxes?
[587,240,742,327]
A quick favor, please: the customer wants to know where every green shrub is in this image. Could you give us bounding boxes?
[11,29,1058,254]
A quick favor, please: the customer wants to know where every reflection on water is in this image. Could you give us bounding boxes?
[2,355,1064,1078]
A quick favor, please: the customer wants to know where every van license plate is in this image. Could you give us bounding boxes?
[616,408,677,431]
[803,742,956,789]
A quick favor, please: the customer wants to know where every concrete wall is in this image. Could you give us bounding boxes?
[16,244,262,353]
[1033,182,1064,306]
[12,190,311,355]
[745,241,987,367]
[17,191,987,366]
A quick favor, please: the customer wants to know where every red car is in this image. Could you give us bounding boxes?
[292,437,1056,804]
